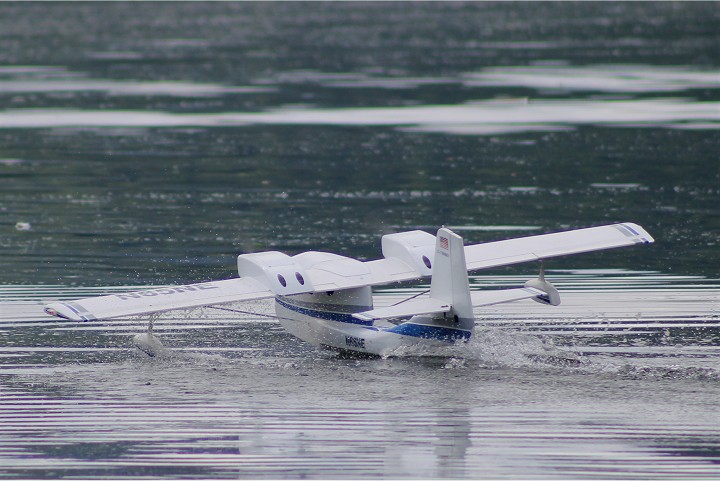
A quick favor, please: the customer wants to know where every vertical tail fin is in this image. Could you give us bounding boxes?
[430,228,474,331]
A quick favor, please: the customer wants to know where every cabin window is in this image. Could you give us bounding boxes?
[295,272,305,285]
[422,255,432,269]
[277,274,287,287]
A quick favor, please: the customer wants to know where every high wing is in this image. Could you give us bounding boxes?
[45,277,273,321]
[463,222,653,270]
[364,222,654,285]
[308,222,653,292]
[45,222,653,322]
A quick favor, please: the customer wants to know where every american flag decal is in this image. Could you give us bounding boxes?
[439,236,449,250]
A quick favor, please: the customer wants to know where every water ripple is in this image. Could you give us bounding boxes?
[1,98,718,135]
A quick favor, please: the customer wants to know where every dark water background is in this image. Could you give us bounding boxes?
[1,2,719,479]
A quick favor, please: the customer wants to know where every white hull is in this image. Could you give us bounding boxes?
[275,292,471,357]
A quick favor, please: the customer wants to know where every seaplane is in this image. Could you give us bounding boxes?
[44,223,653,357]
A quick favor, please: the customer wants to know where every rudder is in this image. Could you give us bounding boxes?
[429,228,475,331]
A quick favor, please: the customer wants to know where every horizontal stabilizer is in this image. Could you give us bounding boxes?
[464,223,654,271]
[352,298,451,322]
[44,277,272,321]
[470,287,547,308]
[352,287,547,322]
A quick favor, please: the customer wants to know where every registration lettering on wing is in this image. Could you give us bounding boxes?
[114,283,219,300]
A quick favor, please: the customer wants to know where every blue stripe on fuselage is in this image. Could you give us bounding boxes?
[276,297,471,342]
[275,297,375,327]
[386,323,471,343]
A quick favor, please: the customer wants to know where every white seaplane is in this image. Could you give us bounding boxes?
[45,223,653,357]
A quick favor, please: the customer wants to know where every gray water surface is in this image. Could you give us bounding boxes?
[2,274,720,479]
[1,2,719,479]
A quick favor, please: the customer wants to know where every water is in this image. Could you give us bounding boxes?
[1,2,719,479]
[2,275,720,479]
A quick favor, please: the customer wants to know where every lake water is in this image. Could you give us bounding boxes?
[1,2,719,479]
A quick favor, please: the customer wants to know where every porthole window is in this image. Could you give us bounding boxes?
[277,274,287,287]
[422,255,432,269]
[295,272,305,285]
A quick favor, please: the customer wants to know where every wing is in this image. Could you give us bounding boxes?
[463,222,654,270]
[44,222,653,322]
[349,222,654,322]
[323,222,654,290]
[44,277,272,321]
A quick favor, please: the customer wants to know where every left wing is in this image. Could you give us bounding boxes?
[44,277,273,321]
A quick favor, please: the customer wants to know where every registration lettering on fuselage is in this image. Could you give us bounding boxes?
[345,336,366,349]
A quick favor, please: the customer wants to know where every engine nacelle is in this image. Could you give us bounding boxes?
[237,251,314,295]
[381,230,436,276]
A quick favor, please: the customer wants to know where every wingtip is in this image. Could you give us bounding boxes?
[44,304,71,320]
[621,222,655,244]
[44,302,94,321]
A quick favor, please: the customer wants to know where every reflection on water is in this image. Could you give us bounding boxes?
[462,64,720,93]
[0,66,275,97]
[1,274,720,479]
[4,63,718,94]
[2,98,718,134]
[257,64,720,93]
[2,62,718,135]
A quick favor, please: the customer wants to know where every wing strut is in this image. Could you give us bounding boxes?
[524,261,561,306]
[132,315,166,357]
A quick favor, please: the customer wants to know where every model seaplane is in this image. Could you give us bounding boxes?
[45,223,653,357]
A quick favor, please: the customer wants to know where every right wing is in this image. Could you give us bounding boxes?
[44,277,273,321]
